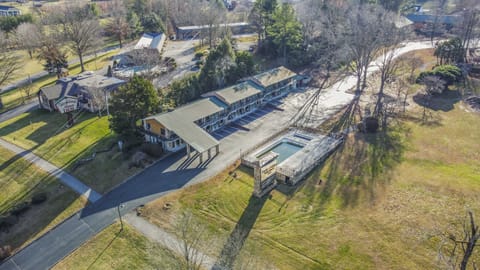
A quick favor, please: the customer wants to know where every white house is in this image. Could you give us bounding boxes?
[134,32,166,54]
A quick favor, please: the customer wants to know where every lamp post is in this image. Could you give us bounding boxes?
[117,203,125,231]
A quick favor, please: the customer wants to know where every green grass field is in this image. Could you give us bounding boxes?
[0,109,140,194]
[53,222,180,270]
[0,145,86,251]
[142,102,480,269]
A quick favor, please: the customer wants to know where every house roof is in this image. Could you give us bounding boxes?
[207,81,263,105]
[38,73,125,101]
[39,83,75,100]
[134,33,166,51]
[74,74,125,91]
[252,66,297,88]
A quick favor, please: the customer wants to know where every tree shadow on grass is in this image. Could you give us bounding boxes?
[412,89,461,112]
[212,195,268,270]
[320,123,410,209]
[86,225,124,270]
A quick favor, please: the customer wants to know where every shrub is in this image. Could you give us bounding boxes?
[0,245,12,261]
[140,143,163,157]
[31,193,48,205]
[10,202,31,217]
[417,65,462,87]
[0,215,17,232]
[194,52,204,58]
[364,117,379,133]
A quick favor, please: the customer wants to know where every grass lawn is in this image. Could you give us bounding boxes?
[0,109,141,194]
[142,103,480,269]
[54,222,180,270]
[0,50,119,113]
[0,145,87,251]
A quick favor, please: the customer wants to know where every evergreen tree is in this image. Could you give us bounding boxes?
[267,3,303,65]
[109,76,160,139]
[127,11,143,38]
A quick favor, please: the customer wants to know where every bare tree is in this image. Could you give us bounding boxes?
[175,211,211,270]
[90,88,108,116]
[14,23,43,59]
[345,4,397,92]
[401,55,423,83]
[105,0,130,48]
[291,1,350,128]
[439,211,480,270]
[296,0,322,46]
[197,1,226,48]
[420,75,445,121]
[37,34,69,78]
[457,9,479,62]
[20,82,35,103]
[0,31,22,108]
[57,5,102,72]
[373,27,405,118]
[394,77,409,113]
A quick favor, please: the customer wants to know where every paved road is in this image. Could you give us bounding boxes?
[0,41,435,270]
[0,139,102,203]
[0,100,38,123]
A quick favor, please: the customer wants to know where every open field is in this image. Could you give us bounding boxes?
[142,100,480,269]
[0,109,141,194]
[0,50,118,113]
[0,145,86,251]
[53,222,180,270]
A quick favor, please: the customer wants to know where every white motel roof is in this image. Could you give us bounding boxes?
[252,66,297,88]
[205,81,263,106]
[146,97,226,153]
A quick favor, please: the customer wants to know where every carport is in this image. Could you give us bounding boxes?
[157,115,220,163]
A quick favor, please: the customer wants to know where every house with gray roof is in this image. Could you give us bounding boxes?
[38,73,125,113]
[142,66,298,160]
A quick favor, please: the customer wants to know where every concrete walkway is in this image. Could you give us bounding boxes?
[124,213,216,269]
[0,138,102,203]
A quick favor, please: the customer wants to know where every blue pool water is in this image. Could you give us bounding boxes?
[258,141,303,163]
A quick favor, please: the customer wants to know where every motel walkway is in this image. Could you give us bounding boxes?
[0,41,436,270]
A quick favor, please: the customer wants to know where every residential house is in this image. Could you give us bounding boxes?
[142,66,299,161]
[0,5,20,16]
[38,72,125,113]
[134,32,166,54]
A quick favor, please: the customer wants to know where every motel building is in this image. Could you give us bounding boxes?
[142,66,298,161]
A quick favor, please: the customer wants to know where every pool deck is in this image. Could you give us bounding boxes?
[242,130,343,185]
[276,134,343,183]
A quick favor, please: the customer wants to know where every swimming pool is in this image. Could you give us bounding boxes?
[258,141,304,163]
